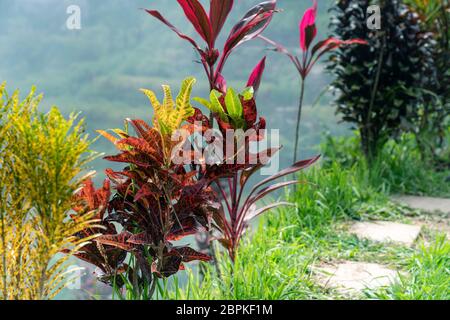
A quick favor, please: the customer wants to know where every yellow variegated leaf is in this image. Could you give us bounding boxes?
[171,77,196,129]
[140,78,197,135]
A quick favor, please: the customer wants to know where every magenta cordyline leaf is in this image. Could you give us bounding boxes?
[244,202,294,223]
[210,0,234,39]
[299,0,318,51]
[221,1,277,63]
[215,72,227,92]
[258,35,303,74]
[235,155,321,241]
[177,0,214,46]
[251,155,321,193]
[305,38,368,76]
[247,56,266,94]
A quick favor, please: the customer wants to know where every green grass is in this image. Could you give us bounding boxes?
[321,133,450,197]
[372,236,450,300]
[152,159,449,300]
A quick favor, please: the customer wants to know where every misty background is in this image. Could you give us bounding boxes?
[0,0,351,179]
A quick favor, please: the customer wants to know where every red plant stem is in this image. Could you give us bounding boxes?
[215,181,232,220]
[231,173,238,232]
[293,78,306,163]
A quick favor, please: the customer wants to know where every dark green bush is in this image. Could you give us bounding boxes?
[405,0,450,166]
[328,0,435,163]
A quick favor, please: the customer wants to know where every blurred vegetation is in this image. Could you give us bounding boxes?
[0,0,344,178]
[321,133,450,197]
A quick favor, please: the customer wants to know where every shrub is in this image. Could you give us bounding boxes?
[328,0,435,163]
[69,78,319,299]
[404,0,450,166]
[0,84,97,300]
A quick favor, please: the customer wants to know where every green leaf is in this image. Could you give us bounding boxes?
[209,90,228,121]
[241,87,254,101]
[193,97,211,109]
[225,88,243,120]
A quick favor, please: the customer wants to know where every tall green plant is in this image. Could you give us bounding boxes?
[328,0,435,163]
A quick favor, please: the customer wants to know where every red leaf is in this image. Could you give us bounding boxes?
[252,155,321,192]
[177,0,213,46]
[127,232,152,245]
[259,35,303,74]
[242,97,258,128]
[145,9,202,52]
[209,0,234,42]
[299,0,318,51]
[216,73,227,93]
[96,232,134,251]
[222,1,277,60]
[306,37,367,76]
[312,38,368,56]
[244,202,294,223]
[173,247,212,262]
[247,180,300,208]
[246,56,266,94]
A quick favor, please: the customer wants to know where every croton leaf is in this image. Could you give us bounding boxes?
[96,231,135,251]
[173,247,212,262]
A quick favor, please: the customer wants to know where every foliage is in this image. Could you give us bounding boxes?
[404,0,450,166]
[0,84,97,300]
[144,0,323,265]
[146,0,277,93]
[70,76,319,299]
[328,0,436,163]
[373,236,450,300]
[70,78,215,299]
[260,0,366,162]
[189,81,320,261]
[157,221,324,300]
[321,132,450,197]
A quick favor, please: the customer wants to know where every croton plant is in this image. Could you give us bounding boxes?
[67,0,320,298]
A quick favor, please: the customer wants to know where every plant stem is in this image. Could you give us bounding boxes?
[366,33,385,164]
[293,79,306,163]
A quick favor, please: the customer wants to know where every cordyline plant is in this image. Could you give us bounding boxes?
[192,77,320,261]
[145,0,277,96]
[260,0,366,162]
